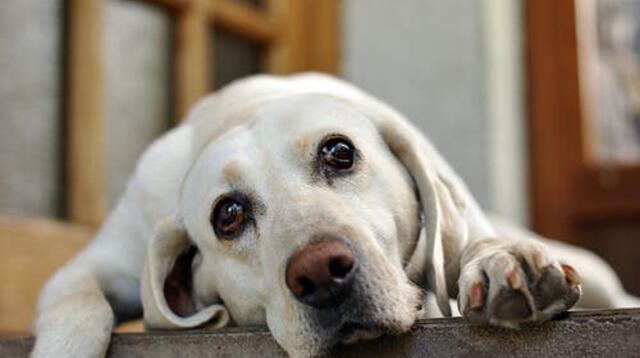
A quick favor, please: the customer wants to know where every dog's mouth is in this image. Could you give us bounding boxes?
[302,275,421,349]
[337,321,385,344]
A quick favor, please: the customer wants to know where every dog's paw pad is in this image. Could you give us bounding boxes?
[457,240,582,328]
[532,266,568,309]
[492,287,531,320]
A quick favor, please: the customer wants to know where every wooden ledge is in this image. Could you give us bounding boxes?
[2,309,640,357]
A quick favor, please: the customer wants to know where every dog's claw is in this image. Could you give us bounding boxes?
[507,267,524,290]
[561,264,581,286]
[533,252,547,271]
[469,281,485,309]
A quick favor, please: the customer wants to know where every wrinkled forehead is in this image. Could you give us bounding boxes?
[249,94,375,143]
[183,95,377,213]
[185,94,378,187]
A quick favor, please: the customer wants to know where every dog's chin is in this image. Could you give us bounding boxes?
[300,301,418,357]
[271,301,418,358]
[310,315,415,358]
[337,322,388,345]
[271,260,422,358]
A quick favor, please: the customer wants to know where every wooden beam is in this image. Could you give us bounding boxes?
[577,166,640,221]
[137,0,187,10]
[67,0,107,225]
[264,0,341,74]
[301,0,340,74]
[114,320,145,333]
[265,0,305,73]
[525,0,585,243]
[0,216,94,334]
[211,0,275,45]
[175,0,212,120]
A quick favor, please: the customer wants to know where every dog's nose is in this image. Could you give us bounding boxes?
[285,239,356,309]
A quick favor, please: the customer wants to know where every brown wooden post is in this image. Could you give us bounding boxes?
[210,0,275,44]
[67,0,107,226]
[265,0,340,75]
[525,0,585,243]
[175,0,212,120]
[302,0,340,74]
[265,0,305,73]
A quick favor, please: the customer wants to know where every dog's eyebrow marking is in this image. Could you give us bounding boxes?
[294,135,311,153]
[222,160,246,182]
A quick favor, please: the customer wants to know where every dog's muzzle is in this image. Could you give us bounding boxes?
[285,238,357,309]
[284,236,417,349]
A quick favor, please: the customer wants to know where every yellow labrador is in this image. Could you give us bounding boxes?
[32,73,639,358]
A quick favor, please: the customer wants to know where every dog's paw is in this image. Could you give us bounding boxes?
[457,240,581,328]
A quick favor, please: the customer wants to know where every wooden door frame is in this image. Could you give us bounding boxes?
[525,0,640,243]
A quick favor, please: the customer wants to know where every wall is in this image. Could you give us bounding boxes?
[484,0,528,225]
[342,0,528,224]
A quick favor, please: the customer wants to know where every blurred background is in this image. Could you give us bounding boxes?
[1,0,639,336]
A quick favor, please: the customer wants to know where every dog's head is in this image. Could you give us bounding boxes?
[140,91,467,357]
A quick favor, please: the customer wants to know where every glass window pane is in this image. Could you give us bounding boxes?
[577,0,640,165]
[0,0,64,218]
[105,0,173,207]
[212,28,263,89]
[231,0,263,10]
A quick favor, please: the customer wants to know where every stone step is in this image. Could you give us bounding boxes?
[2,308,639,357]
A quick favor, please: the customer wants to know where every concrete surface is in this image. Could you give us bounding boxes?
[342,0,489,207]
[2,308,639,357]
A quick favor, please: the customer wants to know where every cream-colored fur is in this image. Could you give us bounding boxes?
[31,73,640,358]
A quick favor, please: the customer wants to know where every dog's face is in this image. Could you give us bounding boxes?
[185,94,422,356]
[142,94,452,358]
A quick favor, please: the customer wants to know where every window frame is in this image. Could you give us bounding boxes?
[0,0,340,334]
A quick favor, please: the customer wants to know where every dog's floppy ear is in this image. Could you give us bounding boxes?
[377,119,468,317]
[141,217,229,329]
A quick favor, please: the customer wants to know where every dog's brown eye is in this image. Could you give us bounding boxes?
[212,198,247,238]
[320,136,355,170]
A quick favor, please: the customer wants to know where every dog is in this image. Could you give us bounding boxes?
[31,73,640,358]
